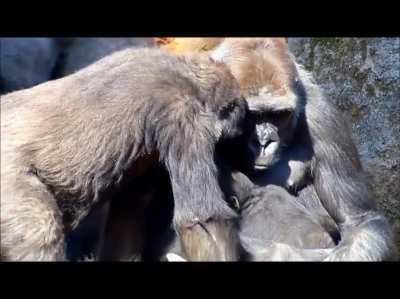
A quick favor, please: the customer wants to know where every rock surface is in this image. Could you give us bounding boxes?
[288,38,400,245]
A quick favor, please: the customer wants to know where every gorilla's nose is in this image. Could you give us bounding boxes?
[260,132,279,149]
[261,139,274,149]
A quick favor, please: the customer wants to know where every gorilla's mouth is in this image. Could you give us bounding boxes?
[254,164,269,170]
[252,155,280,171]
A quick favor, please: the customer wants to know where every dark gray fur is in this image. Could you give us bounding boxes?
[299,66,397,260]
[0,48,247,261]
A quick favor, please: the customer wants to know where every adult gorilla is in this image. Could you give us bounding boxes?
[211,38,397,261]
[1,48,247,261]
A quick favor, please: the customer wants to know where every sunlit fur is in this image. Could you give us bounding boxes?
[1,48,247,261]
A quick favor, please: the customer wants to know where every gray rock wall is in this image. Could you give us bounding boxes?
[288,38,400,244]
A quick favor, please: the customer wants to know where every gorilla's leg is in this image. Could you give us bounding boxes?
[1,173,65,261]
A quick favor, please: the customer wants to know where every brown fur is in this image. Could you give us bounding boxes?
[211,38,295,97]
[1,47,246,261]
[157,38,294,97]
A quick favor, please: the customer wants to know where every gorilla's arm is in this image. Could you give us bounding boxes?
[302,68,398,261]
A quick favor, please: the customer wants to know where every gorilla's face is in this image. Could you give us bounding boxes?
[247,108,294,171]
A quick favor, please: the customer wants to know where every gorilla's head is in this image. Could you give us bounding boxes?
[211,38,302,172]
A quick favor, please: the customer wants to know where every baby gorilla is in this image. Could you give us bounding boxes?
[230,172,335,261]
